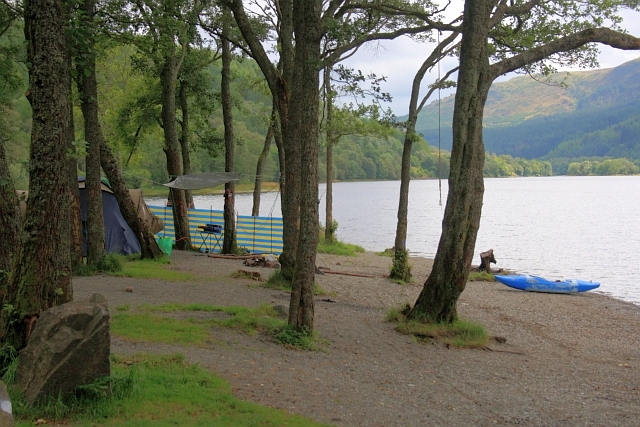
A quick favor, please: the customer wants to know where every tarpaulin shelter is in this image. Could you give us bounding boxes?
[163,172,241,190]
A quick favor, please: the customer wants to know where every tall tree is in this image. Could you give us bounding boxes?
[225,0,440,330]
[103,0,208,250]
[0,0,73,350]
[409,0,640,323]
[221,7,237,254]
[76,0,105,265]
[287,0,322,330]
[390,32,459,282]
[252,105,277,216]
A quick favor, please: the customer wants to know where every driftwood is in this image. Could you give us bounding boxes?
[478,249,497,273]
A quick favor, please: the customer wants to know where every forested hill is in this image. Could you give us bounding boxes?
[415,57,640,162]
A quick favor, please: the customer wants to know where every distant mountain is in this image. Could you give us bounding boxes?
[414,57,640,160]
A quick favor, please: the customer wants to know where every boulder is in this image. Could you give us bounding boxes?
[0,380,13,427]
[16,294,110,405]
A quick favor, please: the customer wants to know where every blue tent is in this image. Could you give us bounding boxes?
[78,178,141,255]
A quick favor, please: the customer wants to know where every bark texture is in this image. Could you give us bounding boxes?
[287,0,321,331]
[1,0,73,350]
[77,0,105,265]
[99,140,162,260]
[221,10,237,254]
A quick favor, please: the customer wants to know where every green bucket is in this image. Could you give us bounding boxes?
[157,237,173,256]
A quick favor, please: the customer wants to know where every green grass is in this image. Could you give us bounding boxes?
[386,306,488,348]
[110,258,195,281]
[13,354,332,427]
[317,239,365,256]
[112,303,320,350]
[467,271,496,282]
[375,248,395,257]
[112,313,212,346]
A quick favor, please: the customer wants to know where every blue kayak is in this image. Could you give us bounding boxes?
[495,275,600,293]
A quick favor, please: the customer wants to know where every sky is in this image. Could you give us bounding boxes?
[341,6,640,116]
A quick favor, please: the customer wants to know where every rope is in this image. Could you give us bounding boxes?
[437,30,443,208]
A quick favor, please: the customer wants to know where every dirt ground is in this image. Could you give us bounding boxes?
[73,250,640,427]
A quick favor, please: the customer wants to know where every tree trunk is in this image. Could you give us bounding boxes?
[0,139,20,293]
[1,0,72,350]
[65,10,82,269]
[221,10,237,254]
[100,140,162,259]
[252,105,275,217]
[287,0,321,331]
[409,0,492,323]
[77,0,104,265]
[161,53,190,250]
[324,66,335,243]
[178,80,193,208]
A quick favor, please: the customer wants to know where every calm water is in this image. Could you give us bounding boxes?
[149,176,640,305]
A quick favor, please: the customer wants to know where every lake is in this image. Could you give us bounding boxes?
[148,176,640,305]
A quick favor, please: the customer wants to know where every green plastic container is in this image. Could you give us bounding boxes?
[157,237,173,256]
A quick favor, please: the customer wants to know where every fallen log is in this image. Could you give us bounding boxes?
[207,254,258,260]
[321,270,381,278]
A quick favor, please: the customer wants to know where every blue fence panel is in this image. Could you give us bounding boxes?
[148,205,283,254]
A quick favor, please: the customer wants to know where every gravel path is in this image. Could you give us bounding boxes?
[73,251,640,427]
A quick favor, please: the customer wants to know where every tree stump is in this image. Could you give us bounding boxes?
[479,249,497,273]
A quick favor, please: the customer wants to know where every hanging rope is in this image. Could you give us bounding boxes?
[437,31,443,207]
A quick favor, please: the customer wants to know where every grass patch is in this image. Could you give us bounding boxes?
[467,271,496,282]
[263,270,332,296]
[386,306,488,349]
[317,239,365,256]
[112,313,211,346]
[375,247,395,257]
[13,354,331,427]
[114,304,322,350]
[110,258,194,281]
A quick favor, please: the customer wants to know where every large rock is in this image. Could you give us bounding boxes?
[16,294,110,405]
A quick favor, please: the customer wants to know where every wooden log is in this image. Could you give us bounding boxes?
[321,270,381,278]
[207,254,259,260]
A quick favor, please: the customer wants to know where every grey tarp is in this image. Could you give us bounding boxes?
[162,172,241,190]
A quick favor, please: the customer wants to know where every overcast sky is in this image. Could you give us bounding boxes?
[341,7,640,116]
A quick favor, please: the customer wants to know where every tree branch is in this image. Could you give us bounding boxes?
[490,27,640,79]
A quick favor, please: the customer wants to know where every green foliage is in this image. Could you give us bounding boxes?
[12,354,330,426]
[0,342,18,384]
[389,248,412,283]
[275,325,316,350]
[112,313,211,346]
[97,253,125,273]
[566,158,639,176]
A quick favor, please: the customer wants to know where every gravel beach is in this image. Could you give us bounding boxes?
[73,250,640,427]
